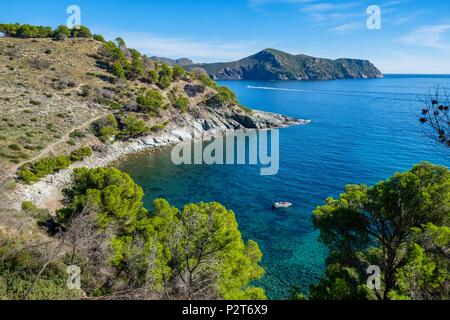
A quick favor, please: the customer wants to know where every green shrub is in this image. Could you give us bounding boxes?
[116,117,150,140]
[199,74,218,89]
[168,90,189,113]
[52,25,71,40]
[79,85,92,97]
[21,201,39,211]
[69,129,86,140]
[69,147,93,162]
[93,34,105,42]
[92,114,119,142]
[136,89,164,113]
[18,156,72,184]
[0,238,81,300]
[173,65,186,80]
[8,144,21,151]
[158,76,172,90]
[151,123,167,133]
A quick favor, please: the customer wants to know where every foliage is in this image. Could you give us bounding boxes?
[126,50,145,80]
[93,34,105,42]
[0,238,81,300]
[111,61,126,79]
[136,89,165,113]
[149,199,266,299]
[18,156,71,184]
[116,116,150,140]
[56,168,266,300]
[69,147,93,162]
[168,90,189,113]
[158,76,172,90]
[18,147,93,184]
[419,88,450,148]
[52,25,71,41]
[206,86,239,108]
[71,26,92,39]
[0,23,92,39]
[92,114,119,142]
[388,223,450,300]
[199,74,218,89]
[310,162,450,300]
[172,65,186,80]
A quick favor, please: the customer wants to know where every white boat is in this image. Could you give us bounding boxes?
[272,202,293,209]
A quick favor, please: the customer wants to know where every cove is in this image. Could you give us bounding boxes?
[118,75,450,299]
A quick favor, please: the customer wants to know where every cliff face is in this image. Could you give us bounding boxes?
[187,49,383,81]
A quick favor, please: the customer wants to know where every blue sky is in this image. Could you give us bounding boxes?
[1,0,450,73]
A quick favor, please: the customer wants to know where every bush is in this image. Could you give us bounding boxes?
[21,201,39,211]
[92,114,119,142]
[71,26,92,38]
[168,90,189,113]
[158,76,172,90]
[0,238,81,300]
[69,129,86,140]
[199,74,218,89]
[93,34,105,42]
[52,25,71,40]
[69,147,93,162]
[18,156,71,184]
[136,89,164,113]
[173,65,186,80]
[79,85,92,97]
[116,117,150,140]
[8,144,21,151]
[147,69,159,84]
[206,86,238,108]
[112,62,126,79]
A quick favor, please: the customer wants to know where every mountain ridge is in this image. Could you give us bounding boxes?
[185,48,383,81]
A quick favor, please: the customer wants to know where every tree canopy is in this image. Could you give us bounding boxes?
[56,168,266,300]
[310,162,450,300]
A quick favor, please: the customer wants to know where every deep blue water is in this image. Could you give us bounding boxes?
[118,75,450,299]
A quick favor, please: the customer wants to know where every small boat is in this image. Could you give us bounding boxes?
[272,202,292,209]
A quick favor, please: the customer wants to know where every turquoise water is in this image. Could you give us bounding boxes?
[118,75,450,299]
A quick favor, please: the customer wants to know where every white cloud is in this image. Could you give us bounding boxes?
[400,24,450,48]
[301,2,361,13]
[329,22,364,33]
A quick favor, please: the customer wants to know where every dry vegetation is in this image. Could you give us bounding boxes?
[0,37,223,199]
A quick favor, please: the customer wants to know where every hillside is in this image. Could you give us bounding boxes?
[186,48,383,81]
[0,27,308,300]
[0,36,304,209]
[151,56,194,66]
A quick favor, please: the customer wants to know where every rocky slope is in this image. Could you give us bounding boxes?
[186,48,383,81]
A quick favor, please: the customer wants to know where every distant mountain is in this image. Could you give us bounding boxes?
[151,56,193,66]
[185,48,383,81]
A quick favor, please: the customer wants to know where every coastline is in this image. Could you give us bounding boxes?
[10,111,310,212]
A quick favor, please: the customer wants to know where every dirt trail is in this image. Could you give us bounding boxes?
[0,114,105,185]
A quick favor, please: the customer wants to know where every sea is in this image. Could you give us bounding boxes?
[118,75,450,299]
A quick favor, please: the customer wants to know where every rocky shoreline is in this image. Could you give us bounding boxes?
[12,110,309,212]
